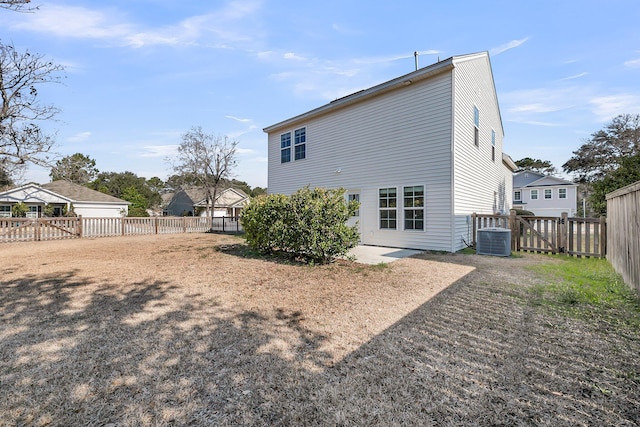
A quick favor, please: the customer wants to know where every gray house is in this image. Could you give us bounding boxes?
[265,51,516,252]
[513,171,578,216]
[164,187,249,217]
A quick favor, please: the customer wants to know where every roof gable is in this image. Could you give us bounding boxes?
[514,171,576,188]
[0,183,71,204]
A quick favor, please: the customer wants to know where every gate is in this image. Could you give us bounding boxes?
[0,218,80,243]
[472,212,606,258]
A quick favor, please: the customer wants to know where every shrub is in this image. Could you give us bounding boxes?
[241,187,360,264]
[513,208,535,216]
[11,202,28,218]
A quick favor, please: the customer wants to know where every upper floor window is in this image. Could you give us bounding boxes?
[473,106,480,147]
[558,188,567,199]
[294,127,306,160]
[379,187,397,229]
[280,132,291,163]
[544,189,552,199]
[514,191,521,201]
[280,127,307,163]
[491,129,496,161]
[404,185,424,231]
[531,189,538,200]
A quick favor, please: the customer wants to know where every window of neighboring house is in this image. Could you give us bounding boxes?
[473,106,480,147]
[558,188,567,199]
[347,193,360,217]
[27,206,38,218]
[294,127,306,160]
[404,185,425,230]
[0,205,10,217]
[280,132,291,163]
[491,129,496,161]
[545,189,552,199]
[379,187,397,229]
[531,189,538,200]
[514,190,521,201]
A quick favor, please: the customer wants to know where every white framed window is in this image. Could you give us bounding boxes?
[514,191,521,201]
[403,185,424,231]
[0,205,11,217]
[280,132,291,163]
[544,189,552,199]
[379,187,397,229]
[491,129,496,161]
[531,189,538,200]
[473,106,480,147]
[347,193,360,217]
[558,188,567,199]
[294,127,306,160]
[280,126,307,163]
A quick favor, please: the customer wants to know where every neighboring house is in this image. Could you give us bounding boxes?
[513,171,578,216]
[0,180,130,218]
[265,51,515,252]
[164,187,249,217]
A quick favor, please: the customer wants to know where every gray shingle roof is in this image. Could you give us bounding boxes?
[41,181,129,204]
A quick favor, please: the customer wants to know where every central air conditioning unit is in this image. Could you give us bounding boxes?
[476,228,511,257]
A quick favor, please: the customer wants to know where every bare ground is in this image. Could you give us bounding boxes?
[0,234,638,426]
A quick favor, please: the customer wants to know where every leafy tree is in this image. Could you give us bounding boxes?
[11,201,27,217]
[49,153,98,184]
[169,126,238,225]
[0,39,64,176]
[0,166,13,188]
[89,171,161,209]
[121,186,149,217]
[514,157,557,175]
[563,114,640,183]
[0,0,37,12]
[242,187,360,264]
[250,186,267,197]
[589,154,640,215]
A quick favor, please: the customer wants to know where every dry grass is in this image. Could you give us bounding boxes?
[1,234,638,426]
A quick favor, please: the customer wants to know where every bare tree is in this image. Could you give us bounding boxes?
[170,126,238,226]
[0,0,36,12]
[0,41,64,178]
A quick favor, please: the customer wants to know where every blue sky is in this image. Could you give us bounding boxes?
[2,0,640,188]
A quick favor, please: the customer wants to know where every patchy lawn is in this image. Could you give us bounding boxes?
[0,234,638,426]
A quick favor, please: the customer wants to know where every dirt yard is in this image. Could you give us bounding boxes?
[1,234,638,426]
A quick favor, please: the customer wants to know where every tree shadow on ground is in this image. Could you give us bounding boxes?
[1,256,638,426]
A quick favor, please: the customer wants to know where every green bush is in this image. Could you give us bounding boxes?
[241,187,360,264]
[513,208,535,216]
[12,202,28,217]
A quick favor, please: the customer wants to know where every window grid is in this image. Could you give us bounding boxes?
[544,189,552,199]
[514,191,521,201]
[294,127,306,160]
[403,185,424,230]
[348,193,360,217]
[473,106,480,147]
[280,132,291,163]
[531,189,538,200]
[379,188,397,229]
[558,188,567,199]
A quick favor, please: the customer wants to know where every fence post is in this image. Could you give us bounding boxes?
[35,218,41,241]
[471,213,477,247]
[155,216,159,235]
[121,217,125,236]
[599,216,607,258]
[509,210,517,251]
[560,212,568,254]
[77,215,83,238]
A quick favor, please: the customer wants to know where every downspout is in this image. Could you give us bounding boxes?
[449,67,457,253]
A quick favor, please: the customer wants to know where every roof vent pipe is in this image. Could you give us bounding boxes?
[414,51,418,70]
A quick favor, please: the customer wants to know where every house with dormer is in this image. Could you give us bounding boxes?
[513,171,578,216]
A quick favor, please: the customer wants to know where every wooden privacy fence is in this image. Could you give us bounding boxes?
[472,211,606,258]
[0,216,243,243]
[606,181,640,294]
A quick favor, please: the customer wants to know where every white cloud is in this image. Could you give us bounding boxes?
[490,37,530,56]
[589,95,640,121]
[140,144,179,158]
[560,72,588,81]
[624,58,640,68]
[225,115,251,123]
[283,52,306,61]
[8,1,263,49]
[236,147,256,155]
[67,131,92,142]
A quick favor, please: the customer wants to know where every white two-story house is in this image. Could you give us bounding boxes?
[513,171,578,217]
[264,51,515,252]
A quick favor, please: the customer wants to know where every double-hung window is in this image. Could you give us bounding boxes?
[404,185,424,230]
[379,187,397,229]
[531,189,538,200]
[473,106,480,147]
[281,127,306,163]
[558,188,567,199]
[514,191,521,202]
[294,127,306,160]
[544,189,552,199]
[491,129,496,161]
[280,132,291,163]
[0,205,10,217]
